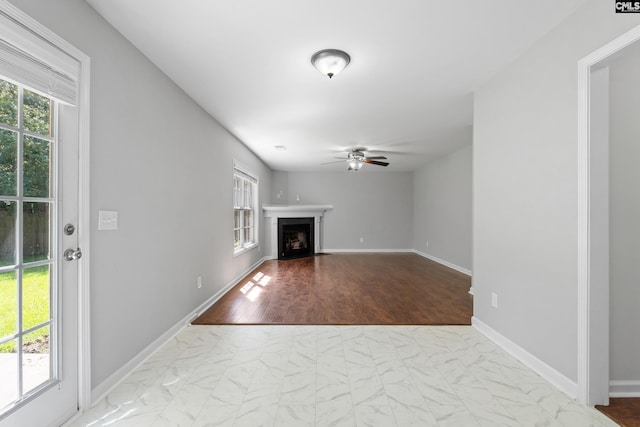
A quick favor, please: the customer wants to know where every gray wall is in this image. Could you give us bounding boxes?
[8,0,272,389]
[413,144,472,271]
[473,0,640,382]
[609,53,640,382]
[281,171,413,250]
[272,170,289,203]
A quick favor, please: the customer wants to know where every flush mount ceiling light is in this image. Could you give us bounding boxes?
[311,49,350,79]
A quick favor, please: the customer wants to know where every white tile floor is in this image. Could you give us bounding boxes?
[68,325,617,427]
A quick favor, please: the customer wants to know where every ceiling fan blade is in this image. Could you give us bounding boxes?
[364,159,389,166]
[364,156,387,160]
[321,160,347,165]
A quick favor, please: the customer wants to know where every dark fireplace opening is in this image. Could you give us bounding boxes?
[278,217,314,260]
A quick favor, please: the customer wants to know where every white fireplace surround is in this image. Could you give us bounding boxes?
[262,204,333,259]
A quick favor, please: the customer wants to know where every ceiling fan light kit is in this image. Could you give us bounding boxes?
[348,159,364,171]
[311,49,350,79]
[347,151,365,171]
[322,148,390,171]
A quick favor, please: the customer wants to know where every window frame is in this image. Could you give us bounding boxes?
[233,162,258,255]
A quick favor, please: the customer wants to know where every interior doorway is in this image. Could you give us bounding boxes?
[577,24,640,407]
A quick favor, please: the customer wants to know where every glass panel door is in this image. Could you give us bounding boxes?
[0,79,57,414]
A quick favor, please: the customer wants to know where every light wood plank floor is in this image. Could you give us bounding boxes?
[193,253,473,325]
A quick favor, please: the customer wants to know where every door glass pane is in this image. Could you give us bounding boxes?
[0,201,16,267]
[0,80,18,127]
[22,265,50,330]
[23,136,51,198]
[0,270,17,340]
[23,202,50,262]
[0,339,18,409]
[0,129,18,197]
[22,325,50,395]
[23,89,51,137]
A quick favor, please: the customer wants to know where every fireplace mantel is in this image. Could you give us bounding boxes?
[262,205,332,258]
[262,204,333,217]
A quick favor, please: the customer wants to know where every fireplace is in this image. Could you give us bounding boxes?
[278,217,314,260]
[263,204,332,259]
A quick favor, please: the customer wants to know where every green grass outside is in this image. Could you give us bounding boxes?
[0,265,50,352]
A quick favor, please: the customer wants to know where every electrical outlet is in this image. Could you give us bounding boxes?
[197,276,202,289]
[426,241,429,247]
[491,292,498,308]
[360,237,364,243]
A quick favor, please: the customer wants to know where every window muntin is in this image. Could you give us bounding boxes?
[233,165,257,253]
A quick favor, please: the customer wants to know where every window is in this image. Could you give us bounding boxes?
[233,164,258,253]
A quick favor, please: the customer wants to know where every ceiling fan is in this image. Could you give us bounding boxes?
[322,148,389,171]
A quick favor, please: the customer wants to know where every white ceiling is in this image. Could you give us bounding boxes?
[87,0,587,172]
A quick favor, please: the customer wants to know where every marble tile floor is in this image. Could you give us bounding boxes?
[68,325,617,427]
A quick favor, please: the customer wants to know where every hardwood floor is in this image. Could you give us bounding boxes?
[193,253,472,325]
[597,398,640,427]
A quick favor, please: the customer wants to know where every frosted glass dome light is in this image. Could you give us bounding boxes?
[311,49,351,79]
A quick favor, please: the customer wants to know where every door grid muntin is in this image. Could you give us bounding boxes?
[0,78,59,416]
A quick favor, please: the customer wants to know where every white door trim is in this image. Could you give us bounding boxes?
[577,24,640,406]
[0,0,92,417]
[76,44,91,417]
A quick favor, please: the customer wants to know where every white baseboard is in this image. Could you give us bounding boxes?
[472,316,578,399]
[321,249,415,254]
[90,315,187,405]
[413,250,472,276]
[90,256,269,406]
[610,380,640,397]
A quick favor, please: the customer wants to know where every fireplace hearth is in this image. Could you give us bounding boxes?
[278,217,314,260]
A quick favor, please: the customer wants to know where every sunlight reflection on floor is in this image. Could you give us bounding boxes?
[239,272,271,302]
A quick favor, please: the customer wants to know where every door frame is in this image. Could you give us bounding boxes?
[0,0,92,418]
[577,24,640,406]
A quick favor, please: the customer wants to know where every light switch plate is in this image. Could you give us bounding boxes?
[98,210,118,231]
